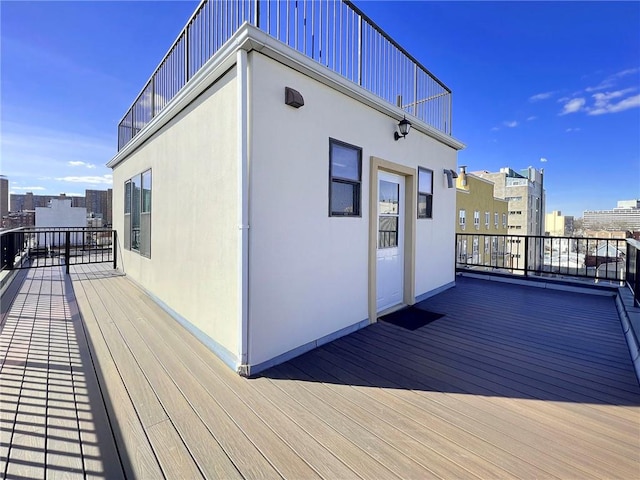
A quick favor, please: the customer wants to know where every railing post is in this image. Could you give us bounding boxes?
[635,246,640,307]
[523,236,529,276]
[65,231,71,274]
[253,0,260,27]
[413,63,418,116]
[113,230,118,270]
[357,15,362,86]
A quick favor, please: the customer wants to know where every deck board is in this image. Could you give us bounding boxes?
[2,264,639,479]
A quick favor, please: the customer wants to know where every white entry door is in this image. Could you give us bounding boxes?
[376,171,404,312]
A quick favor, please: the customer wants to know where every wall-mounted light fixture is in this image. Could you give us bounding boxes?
[443,169,459,188]
[394,116,411,141]
[284,87,304,108]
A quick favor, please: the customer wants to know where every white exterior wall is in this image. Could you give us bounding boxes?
[247,52,458,367]
[112,69,239,359]
[36,199,87,229]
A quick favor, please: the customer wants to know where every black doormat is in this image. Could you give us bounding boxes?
[379,306,444,331]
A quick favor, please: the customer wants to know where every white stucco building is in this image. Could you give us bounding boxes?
[108,0,464,375]
[35,198,87,246]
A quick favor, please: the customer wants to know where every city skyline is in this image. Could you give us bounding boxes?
[1,1,639,217]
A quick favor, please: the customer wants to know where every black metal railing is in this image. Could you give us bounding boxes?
[456,234,628,284]
[626,239,640,306]
[117,0,452,151]
[1,227,117,274]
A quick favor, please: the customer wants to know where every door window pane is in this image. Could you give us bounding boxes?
[379,180,399,214]
[378,216,398,248]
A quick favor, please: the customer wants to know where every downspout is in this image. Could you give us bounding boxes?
[237,48,250,375]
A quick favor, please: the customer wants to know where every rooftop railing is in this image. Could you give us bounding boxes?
[117,0,452,151]
[455,233,632,287]
[1,227,117,274]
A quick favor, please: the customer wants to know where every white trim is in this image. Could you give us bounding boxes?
[108,24,465,168]
[237,49,250,369]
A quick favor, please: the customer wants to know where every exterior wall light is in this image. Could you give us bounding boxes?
[443,168,459,188]
[284,87,304,108]
[394,116,412,140]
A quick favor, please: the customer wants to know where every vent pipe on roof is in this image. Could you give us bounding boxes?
[459,166,467,187]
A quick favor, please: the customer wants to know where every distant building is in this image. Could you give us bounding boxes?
[0,176,8,222]
[456,166,508,235]
[10,192,86,212]
[474,167,546,236]
[3,211,35,229]
[85,189,112,226]
[583,200,640,231]
[545,210,574,237]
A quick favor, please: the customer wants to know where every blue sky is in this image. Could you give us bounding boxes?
[1,1,639,217]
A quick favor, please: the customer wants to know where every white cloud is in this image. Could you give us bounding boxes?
[529,91,556,102]
[491,126,500,131]
[559,97,586,115]
[503,120,518,128]
[55,175,113,185]
[527,116,537,121]
[565,128,581,132]
[587,89,640,115]
[10,186,46,191]
[68,160,96,169]
[540,158,548,163]
[585,68,640,92]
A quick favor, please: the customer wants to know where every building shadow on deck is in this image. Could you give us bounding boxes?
[261,278,640,406]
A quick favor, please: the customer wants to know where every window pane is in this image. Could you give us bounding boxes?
[142,170,152,213]
[331,143,359,180]
[131,175,141,251]
[424,193,433,218]
[378,216,398,248]
[331,180,357,215]
[418,193,427,218]
[124,181,131,214]
[418,168,433,194]
[379,180,399,214]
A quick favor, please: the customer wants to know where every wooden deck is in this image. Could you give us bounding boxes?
[1,263,639,479]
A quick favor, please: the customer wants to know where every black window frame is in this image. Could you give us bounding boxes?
[417,167,433,219]
[329,138,362,217]
[124,169,152,258]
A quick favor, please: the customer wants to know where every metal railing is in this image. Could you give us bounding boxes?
[118,0,452,151]
[455,234,628,284]
[1,227,117,274]
[626,239,640,306]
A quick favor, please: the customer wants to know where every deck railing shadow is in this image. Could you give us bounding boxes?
[261,277,640,406]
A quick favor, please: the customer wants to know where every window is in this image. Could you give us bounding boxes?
[494,212,499,227]
[502,213,507,227]
[329,139,361,216]
[417,167,433,219]
[459,209,466,226]
[124,169,152,257]
[124,180,132,250]
[485,211,490,228]
[473,210,480,228]
[140,170,152,257]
